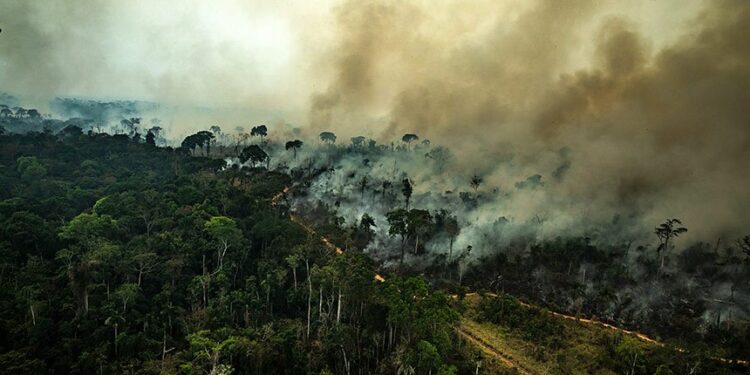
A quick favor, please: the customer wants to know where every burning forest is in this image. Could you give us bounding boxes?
[1,0,749,373]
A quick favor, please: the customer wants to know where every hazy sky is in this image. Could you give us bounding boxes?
[0,0,702,114]
[2,0,749,238]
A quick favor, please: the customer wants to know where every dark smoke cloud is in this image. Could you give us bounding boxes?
[309,0,750,240]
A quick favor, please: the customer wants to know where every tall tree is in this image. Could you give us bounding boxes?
[180,131,215,156]
[402,134,419,148]
[654,218,687,272]
[57,212,119,315]
[204,216,243,273]
[285,139,303,159]
[387,209,409,265]
[127,243,159,287]
[250,125,268,143]
[443,214,459,261]
[319,131,337,144]
[239,145,268,168]
[402,179,413,209]
[406,209,433,255]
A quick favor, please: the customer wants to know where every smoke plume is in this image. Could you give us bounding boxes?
[2,0,749,239]
[307,0,750,240]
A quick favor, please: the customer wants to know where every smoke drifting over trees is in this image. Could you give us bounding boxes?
[306,0,750,242]
[3,0,746,240]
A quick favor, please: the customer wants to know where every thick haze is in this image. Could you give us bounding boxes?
[2,0,749,238]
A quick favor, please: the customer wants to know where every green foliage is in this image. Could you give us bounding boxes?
[386,209,408,239]
[204,216,241,243]
[0,132,468,374]
[16,156,47,180]
[59,212,118,241]
[239,144,268,166]
[182,330,245,374]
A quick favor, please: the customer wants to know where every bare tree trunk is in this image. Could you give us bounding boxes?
[161,331,167,370]
[202,254,208,307]
[388,324,393,352]
[659,238,670,273]
[400,237,406,265]
[306,259,311,340]
[84,288,89,315]
[202,280,208,308]
[341,346,351,375]
[659,252,665,271]
[716,309,722,327]
[336,288,342,324]
[161,330,175,371]
[244,304,250,327]
[216,240,229,273]
[30,304,36,326]
[142,214,153,236]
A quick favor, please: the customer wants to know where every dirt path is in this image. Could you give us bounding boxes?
[459,292,749,367]
[460,292,665,344]
[456,325,535,375]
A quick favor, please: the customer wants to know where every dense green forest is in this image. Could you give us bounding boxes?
[0,129,463,374]
[0,121,748,374]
